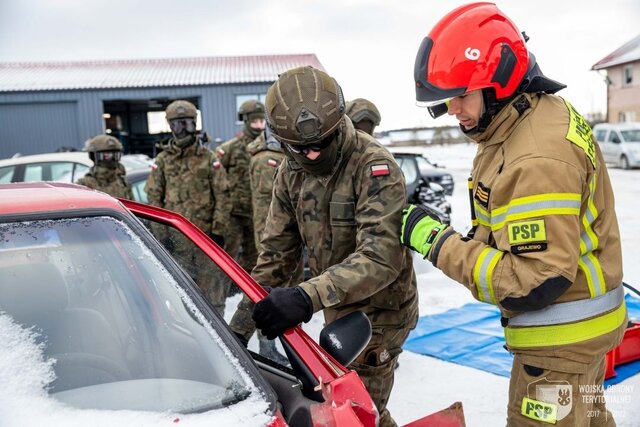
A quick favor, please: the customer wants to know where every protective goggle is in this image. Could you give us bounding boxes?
[94,151,122,162]
[169,118,197,134]
[284,132,335,155]
[416,98,451,119]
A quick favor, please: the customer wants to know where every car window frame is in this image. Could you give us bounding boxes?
[0,206,279,414]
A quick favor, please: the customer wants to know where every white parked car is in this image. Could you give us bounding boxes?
[593,122,640,169]
[0,152,152,184]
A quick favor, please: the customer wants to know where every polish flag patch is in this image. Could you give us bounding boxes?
[217,148,225,157]
[212,160,222,169]
[370,164,390,177]
[151,164,158,171]
[267,158,278,167]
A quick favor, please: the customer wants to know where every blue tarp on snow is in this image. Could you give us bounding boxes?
[404,293,640,386]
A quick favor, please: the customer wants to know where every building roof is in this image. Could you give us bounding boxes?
[592,34,640,70]
[0,54,324,92]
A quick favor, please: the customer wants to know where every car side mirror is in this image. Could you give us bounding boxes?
[319,311,372,366]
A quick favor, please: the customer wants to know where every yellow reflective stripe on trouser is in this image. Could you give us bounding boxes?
[490,193,581,232]
[473,247,502,304]
[579,174,606,297]
[505,302,626,347]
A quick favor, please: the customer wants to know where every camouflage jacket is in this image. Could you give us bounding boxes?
[217,131,261,217]
[77,163,133,200]
[247,137,285,246]
[252,118,418,328]
[145,139,229,235]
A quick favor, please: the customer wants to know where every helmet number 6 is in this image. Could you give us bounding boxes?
[464,47,480,60]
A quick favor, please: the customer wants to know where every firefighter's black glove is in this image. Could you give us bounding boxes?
[252,287,313,340]
[208,233,225,248]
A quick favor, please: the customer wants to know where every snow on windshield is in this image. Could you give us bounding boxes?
[0,313,272,427]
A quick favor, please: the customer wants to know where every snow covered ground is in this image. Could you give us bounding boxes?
[383,143,640,426]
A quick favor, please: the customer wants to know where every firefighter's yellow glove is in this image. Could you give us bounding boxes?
[401,204,448,259]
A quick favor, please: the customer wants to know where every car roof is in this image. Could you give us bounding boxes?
[387,146,429,155]
[0,182,126,216]
[0,151,91,167]
[593,122,640,131]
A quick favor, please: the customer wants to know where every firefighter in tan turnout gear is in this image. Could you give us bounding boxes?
[145,100,230,314]
[237,66,418,427]
[77,134,133,199]
[402,3,626,426]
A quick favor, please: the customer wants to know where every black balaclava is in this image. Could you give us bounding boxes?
[285,130,341,176]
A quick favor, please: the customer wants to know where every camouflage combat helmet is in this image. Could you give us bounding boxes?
[85,134,123,152]
[238,100,266,122]
[265,66,345,145]
[345,98,381,127]
[165,100,198,121]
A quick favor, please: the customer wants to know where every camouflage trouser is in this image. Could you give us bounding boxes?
[349,324,412,427]
[229,293,257,341]
[507,353,615,426]
[225,214,258,273]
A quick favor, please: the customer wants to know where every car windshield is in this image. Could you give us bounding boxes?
[415,155,437,170]
[621,130,640,142]
[0,216,268,419]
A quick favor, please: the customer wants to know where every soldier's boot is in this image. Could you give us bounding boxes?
[258,333,289,366]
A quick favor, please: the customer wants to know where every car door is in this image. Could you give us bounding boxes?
[607,130,623,165]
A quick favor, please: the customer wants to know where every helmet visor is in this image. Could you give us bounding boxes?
[415,99,451,119]
[95,151,122,162]
[169,118,197,135]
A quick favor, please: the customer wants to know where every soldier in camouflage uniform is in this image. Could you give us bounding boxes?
[215,101,266,279]
[345,98,382,136]
[77,134,133,199]
[231,133,304,365]
[239,66,418,427]
[145,100,230,314]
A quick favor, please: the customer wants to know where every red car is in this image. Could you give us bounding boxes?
[0,183,463,426]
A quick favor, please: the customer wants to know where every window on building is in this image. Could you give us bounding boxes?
[618,111,637,123]
[235,94,266,123]
[624,66,633,86]
[147,110,202,134]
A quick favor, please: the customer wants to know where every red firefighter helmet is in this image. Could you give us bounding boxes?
[414,2,531,104]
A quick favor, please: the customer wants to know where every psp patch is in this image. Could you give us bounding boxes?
[370,164,390,177]
[474,182,491,209]
[508,219,547,254]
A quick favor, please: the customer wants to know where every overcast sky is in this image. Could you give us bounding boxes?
[0,0,638,131]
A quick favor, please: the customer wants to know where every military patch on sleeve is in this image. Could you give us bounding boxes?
[563,99,596,168]
[370,164,390,177]
[267,158,278,167]
[212,160,221,169]
[217,148,225,157]
[151,163,158,170]
[508,219,547,254]
[474,181,491,209]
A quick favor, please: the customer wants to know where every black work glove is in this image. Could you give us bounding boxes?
[208,233,225,248]
[252,287,313,340]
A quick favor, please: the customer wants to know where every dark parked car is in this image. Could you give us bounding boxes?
[390,151,454,195]
[0,182,460,426]
[391,150,453,224]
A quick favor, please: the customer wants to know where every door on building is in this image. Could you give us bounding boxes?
[103,98,201,158]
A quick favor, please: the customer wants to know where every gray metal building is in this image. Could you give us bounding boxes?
[0,54,324,159]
